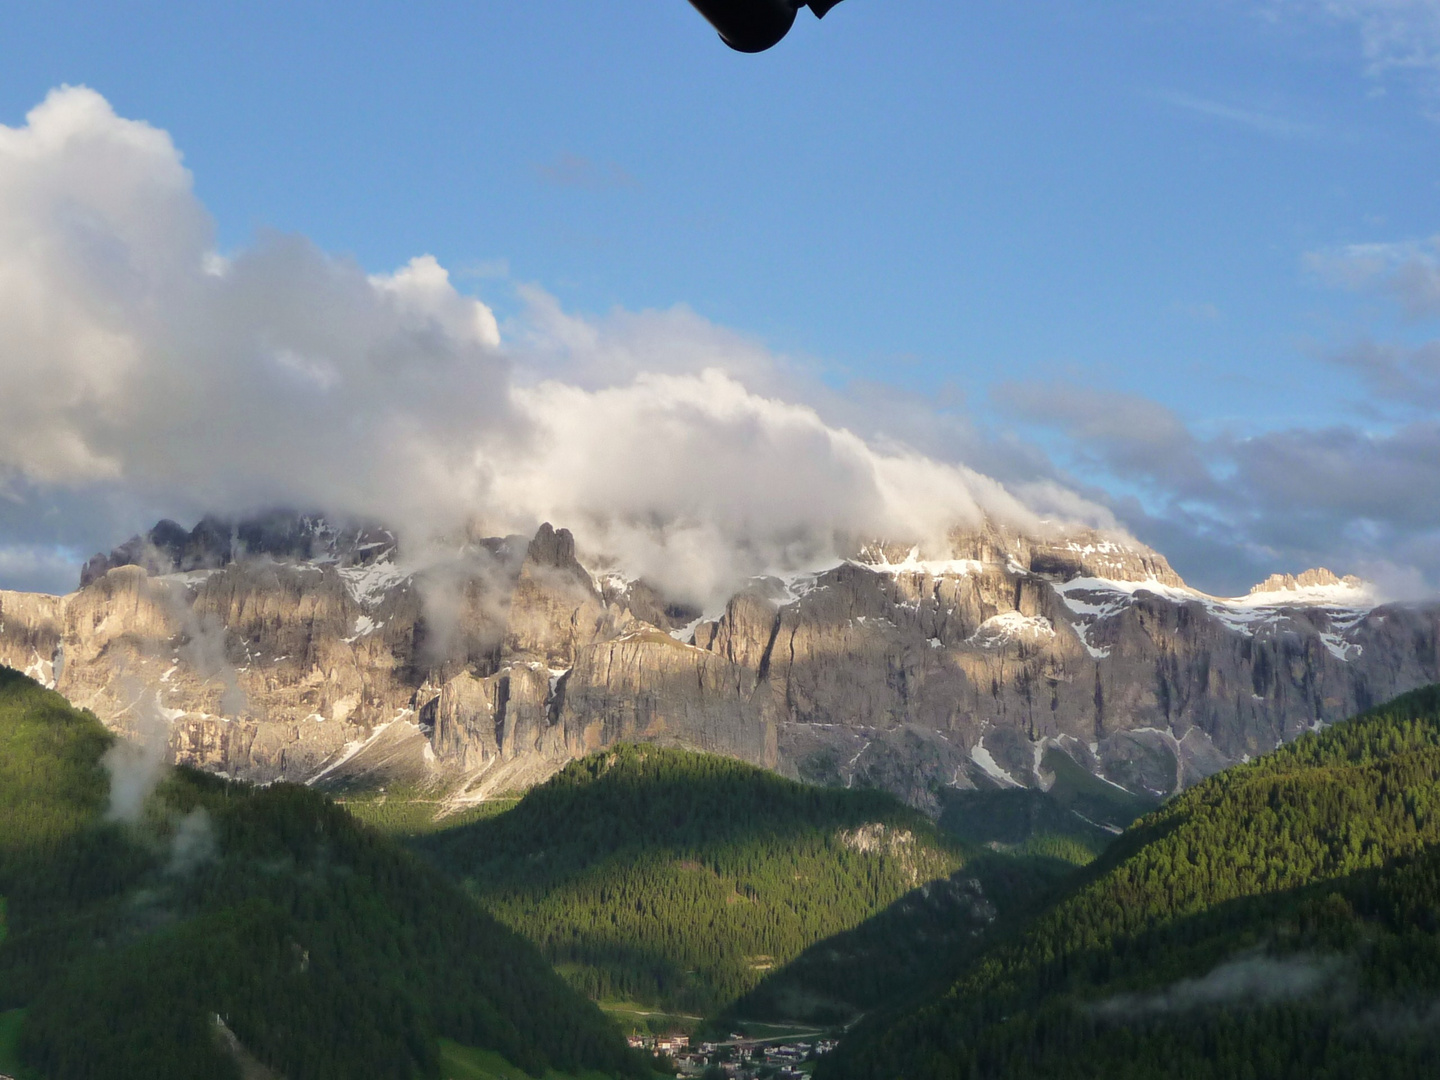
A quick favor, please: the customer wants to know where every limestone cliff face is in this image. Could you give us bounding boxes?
[561,626,776,766]
[2,513,1437,816]
[751,563,1436,806]
[502,523,610,667]
[0,589,65,686]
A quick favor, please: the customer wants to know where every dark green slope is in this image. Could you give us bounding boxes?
[412,745,966,1015]
[938,746,1160,861]
[725,850,1077,1027]
[824,685,1440,1080]
[0,666,641,1080]
[726,747,1156,1027]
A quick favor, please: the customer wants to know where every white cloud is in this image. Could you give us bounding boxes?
[0,86,516,533]
[3,86,1435,606]
[372,254,501,348]
[489,368,1063,602]
[0,86,1109,603]
[1268,1,1440,91]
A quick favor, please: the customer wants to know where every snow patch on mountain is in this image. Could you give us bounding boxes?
[338,555,410,608]
[305,710,416,786]
[859,545,985,578]
[770,570,828,605]
[970,739,1022,787]
[345,614,383,644]
[670,614,712,643]
[968,612,1055,649]
[1051,570,1378,662]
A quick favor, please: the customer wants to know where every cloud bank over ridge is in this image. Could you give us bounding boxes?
[2,85,1436,603]
[0,86,1116,602]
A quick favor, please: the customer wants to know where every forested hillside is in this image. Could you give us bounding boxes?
[0,667,641,1080]
[824,684,1440,1079]
[725,851,1076,1027]
[413,745,965,1014]
[721,745,1156,1027]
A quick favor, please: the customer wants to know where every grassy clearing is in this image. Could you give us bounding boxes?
[597,999,702,1036]
[439,1041,534,1080]
[438,1040,622,1080]
[337,793,519,837]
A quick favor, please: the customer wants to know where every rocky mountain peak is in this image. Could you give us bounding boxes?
[79,511,396,590]
[1026,529,1185,587]
[525,522,580,570]
[502,523,606,668]
[856,518,1185,589]
[1249,568,1366,595]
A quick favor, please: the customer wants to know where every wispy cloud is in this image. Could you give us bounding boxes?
[1330,338,1440,404]
[1319,0,1440,76]
[994,367,1440,596]
[1158,90,1318,137]
[534,152,638,191]
[0,543,81,595]
[455,257,511,280]
[1093,954,1346,1016]
[1265,1,1440,96]
[1306,236,1440,317]
[993,381,1220,500]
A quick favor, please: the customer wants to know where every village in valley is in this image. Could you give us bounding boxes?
[626,1030,839,1079]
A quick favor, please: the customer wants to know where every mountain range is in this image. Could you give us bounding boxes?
[1,511,1436,821]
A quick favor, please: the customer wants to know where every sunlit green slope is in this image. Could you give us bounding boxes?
[413,744,966,1015]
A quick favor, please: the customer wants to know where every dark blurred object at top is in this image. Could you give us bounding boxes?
[687,0,848,53]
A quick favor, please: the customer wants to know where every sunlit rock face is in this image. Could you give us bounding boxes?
[2,513,1437,815]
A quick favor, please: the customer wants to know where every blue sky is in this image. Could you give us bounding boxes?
[1,1,1438,596]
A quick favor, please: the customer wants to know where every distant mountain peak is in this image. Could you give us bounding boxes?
[1249,567,1368,596]
[79,511,396,589]
[854,520,1185,589]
